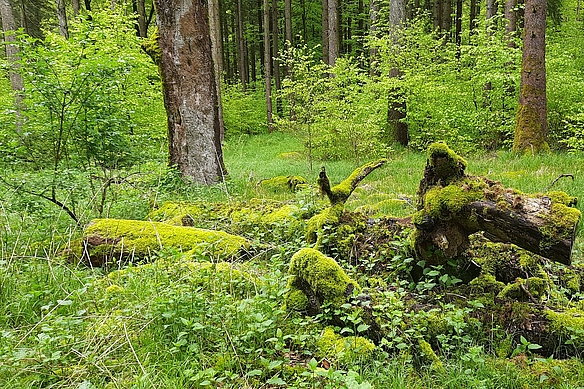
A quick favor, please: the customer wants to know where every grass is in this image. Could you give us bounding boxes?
[1,132,584,388]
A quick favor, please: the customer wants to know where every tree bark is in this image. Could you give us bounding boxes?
[368,0,379,75]
[387,0,408,146]
[433,0,442,32]
[208,0,225,140]
[441,0,452,39]
[505,0,518,46]
[136,0,147,37]
[263,0,274,132]
[321,0,329,64]
[486,0,498,32]
[412,143,578,266]
[72,0,80,17]
[56,0,69,39]
[236,0,248,91]
[0,0,24,132]
[155,0,227,184]
[469,0,478,35]
[272,0,282,115]
[328,0,339,65]
[513,0,548,154]
[455,0,462,46]
[284,0,292,45]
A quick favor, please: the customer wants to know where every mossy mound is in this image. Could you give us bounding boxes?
[65,218,251,267]
[258,175,307,192]
[284,248,360,315]
[316,327,375,364]
[147,199,306,241]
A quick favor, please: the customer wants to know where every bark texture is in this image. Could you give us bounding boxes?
[263,0,273,131]
[0,0,24,130]
[55,0,69,39]
[155,0,227,184]
[513,0,548,154]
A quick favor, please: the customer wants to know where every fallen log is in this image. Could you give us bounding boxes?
[412,142,580,266]
[63,218,251,267]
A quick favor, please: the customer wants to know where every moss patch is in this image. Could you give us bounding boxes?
[68,218,251,266]
[258,175,307,192]
[285,248,360,314]
[316,327,375,363]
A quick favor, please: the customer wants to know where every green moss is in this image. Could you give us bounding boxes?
[147,201,206,226]
[284,289,309,311]
[417,339,444,371]
[544,191,578,207]
[513,103,550,155]
[285,248,360,312]
[72,218,250,266]
[327,159,387,205]
[539,203,581,249]
[424,181,485,219]
[469,273,506,295]
[497,277,549,301]
[306,203,344,245]
[141,28,161,66]
[427,142,467,181]
[545,309,584,348]
[316,327,375,363]
[259,175,307,192]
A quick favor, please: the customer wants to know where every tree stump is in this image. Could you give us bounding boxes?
[412,142,580,266]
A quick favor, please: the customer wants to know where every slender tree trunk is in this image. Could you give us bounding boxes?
[154,0,227,183]
[271,0,282,115]
[322,0,329,64]
[486,0,498,31]
[263,0,274,132]
[328,0,339,65]
[72,0,80,17]
[369,0,379,75]
[208,0,225,140]
[56,0,69,39]
[388,0,408,146]
[505,0,518,46]
[0,0,24,132]
[222,8,232,81]
[301,0,307,42]
[513,0,548,154]
[236,0,248,91]
[84,0,91,12]
[285,0,292,45]
[257,0,264,72]
[442,0,452,39]
[137,0,147,37]
[455,0,462,46]
[469,0,478,35]
[433,0,442,32]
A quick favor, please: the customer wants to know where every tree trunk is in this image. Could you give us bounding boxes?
[236,0,248,91]
[155,0,227,184]
[387,0,408,146]
[433,0,442,32]
[257,0,264,72]
[412,143,577,266]
[0,0,24,132]
[505,0,518,46]
[441,0,452,39]
[513,0,548,154]
[208,0,225,140]
[284,0,292,45]
[72,0,80,17]
[321,0,329,64]
[263,0,274,132]
[272,0,282,115]
[486,0,498,31]
[455,0,462,46]
[469,0,478,35]
[56,0,69,39]
[369,0,379,75]
[136,0,147,37]
[328,0,339,65]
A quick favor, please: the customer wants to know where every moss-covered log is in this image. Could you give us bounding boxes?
[63,218,251,267]
[413,142,580,266]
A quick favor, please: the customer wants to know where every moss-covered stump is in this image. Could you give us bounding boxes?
[413,142,580,266]
[284,248,360,315]
[64,219,251,267]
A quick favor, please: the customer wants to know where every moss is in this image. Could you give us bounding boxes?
[285,248,360,313]
[147,201,206,226]
[539,203,581,245]
[327,159,387,205]
[544,191,578,207]
[316,327,375,363]
[544,309,584,349]
[284,289,309,311]
[426,142,467,181]
[469,273,505,295]
[417,339,444,371]
[259,175,307,192]
[306,203,344,245]
[72,218,250,266]
[497,277,549,301]
[424,181,485,219]
[141,27,161,66]
[513,103,550,155]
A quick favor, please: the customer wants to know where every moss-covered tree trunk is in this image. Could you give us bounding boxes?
[413,143,580,266]
[513,0,549,154]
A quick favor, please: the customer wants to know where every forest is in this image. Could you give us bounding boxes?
[1,0,584,387]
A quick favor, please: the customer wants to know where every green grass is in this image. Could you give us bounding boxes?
[2,133,584,388]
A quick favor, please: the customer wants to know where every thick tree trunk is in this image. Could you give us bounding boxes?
[413,143,578,266]
[433,0,442,32]
[155,0,227,184]
[263,0,274,132]
[441,0,452,39]
[513,0,548,154]
[0,0,24,132]
[56,0,69,39]
[208,0,225,140]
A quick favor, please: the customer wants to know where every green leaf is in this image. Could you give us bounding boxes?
[246,369,263,377]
